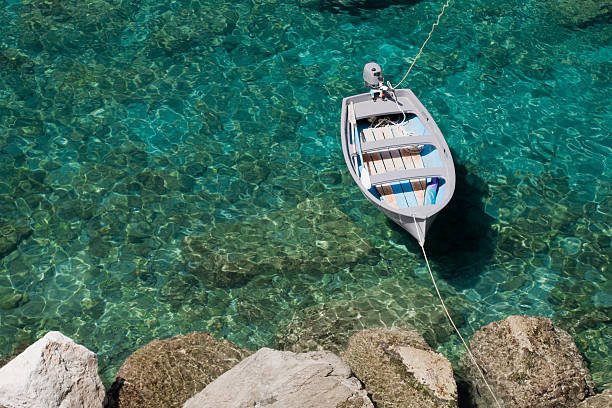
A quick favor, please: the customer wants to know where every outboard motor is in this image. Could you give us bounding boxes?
[363,62,384,88]
[363,62,389,100]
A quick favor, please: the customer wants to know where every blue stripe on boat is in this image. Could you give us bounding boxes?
[424,178,438,205]
[436,178,446,205]
[391,183,409,208]
[402,115,427,135]
[399,180,419,207]
[369,185,381,199]
[420,145,442,168]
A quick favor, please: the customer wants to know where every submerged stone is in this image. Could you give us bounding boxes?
[540,0,612,26]
[181,197,376,288]
[275,302,360,354]
[0,291,28,310]
[275,276,470,354]
[159,273,207,310]
[0,218,32,260]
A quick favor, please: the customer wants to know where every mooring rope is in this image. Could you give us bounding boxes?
[411,215,503,408]
[394,0,452,89]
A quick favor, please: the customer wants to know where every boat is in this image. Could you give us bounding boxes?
[340,63,455,245]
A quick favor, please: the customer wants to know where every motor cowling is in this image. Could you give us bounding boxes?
[363,62,384,88]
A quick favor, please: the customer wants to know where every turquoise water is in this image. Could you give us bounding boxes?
[0,0,610,389]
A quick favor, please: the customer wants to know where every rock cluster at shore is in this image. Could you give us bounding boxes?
[0,316,607,408]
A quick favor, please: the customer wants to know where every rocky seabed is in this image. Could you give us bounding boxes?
[0,316,610,408]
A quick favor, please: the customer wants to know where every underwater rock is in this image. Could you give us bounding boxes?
[236,157,270,185]
[549,277,611,386]
[144,6,238,57]
[275,276,469,354]
[108,332,252,408]
[300,0,421,13]
[0,332,33,369]
[0,290,28,311]
[461,315,595,408]
[275,302,361,354]
[136,170,167,195]
[0,331,105,408]
[183,347,374,408]
[0,48,34,74]
[487,168,611,387]
[342,327,457,408]
[159,273,207,311]
[181,197,375,288]
[0,218,32,260]
[577,387,612,407]
[540,0,612,26]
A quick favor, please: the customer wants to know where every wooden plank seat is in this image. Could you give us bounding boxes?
[363,153,398,208]
[360,135,433,153]
[401,146,426,204]
[369,168,445,186]
[361,128,399,208]
[362,128,403,208]
[372,128,410,208]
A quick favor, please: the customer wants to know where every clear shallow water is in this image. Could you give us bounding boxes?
[0,0,610,388]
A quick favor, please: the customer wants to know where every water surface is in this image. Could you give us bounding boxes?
[0,0,610,387]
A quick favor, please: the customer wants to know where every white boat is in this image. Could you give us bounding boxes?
[340,64,455,244]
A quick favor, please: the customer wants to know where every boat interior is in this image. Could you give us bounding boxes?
[350,112,447,209]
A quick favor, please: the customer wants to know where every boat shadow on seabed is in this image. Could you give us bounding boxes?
[389,152,497,290]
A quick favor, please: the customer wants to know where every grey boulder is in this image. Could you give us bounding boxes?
[0,331,105,408]
[183,347,373,408]
[461,315,594,407]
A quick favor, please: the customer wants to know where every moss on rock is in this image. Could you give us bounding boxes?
[108,332,252,408]
[342,327,457,408]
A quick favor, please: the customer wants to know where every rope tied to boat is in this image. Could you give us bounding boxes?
[411,214,503,408]
[394,0,452,89]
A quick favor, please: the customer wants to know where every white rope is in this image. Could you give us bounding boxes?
[394,0,452,89]
[411,214,503,408]
[391,87,407,124]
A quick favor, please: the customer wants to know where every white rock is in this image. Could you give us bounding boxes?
[183,347,373,408]
[391,345,457,401]
[0,331,105,408]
